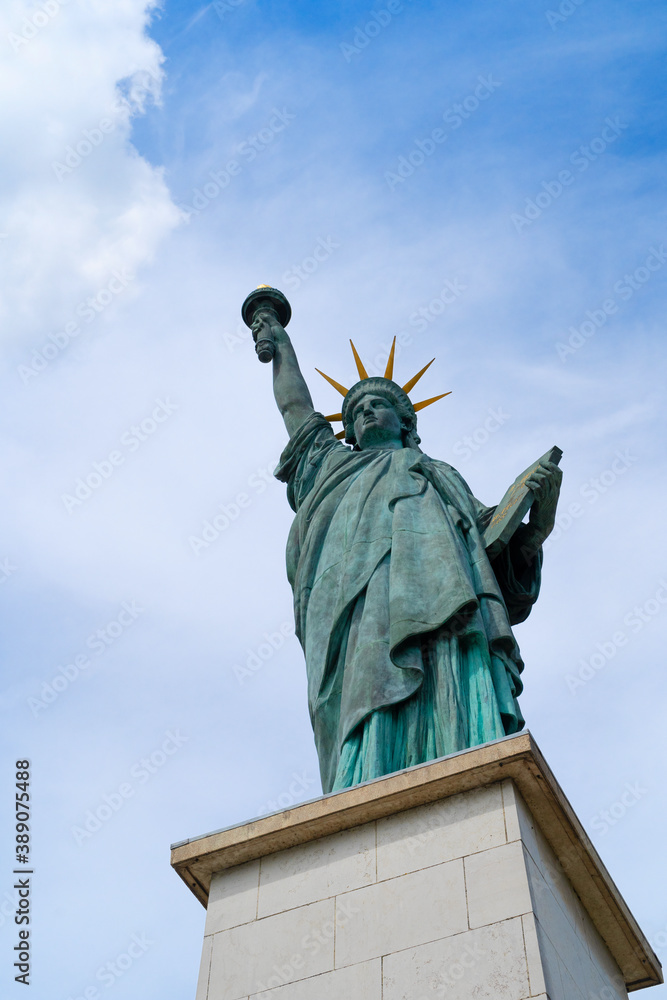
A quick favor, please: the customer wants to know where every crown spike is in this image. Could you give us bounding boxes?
[315,369,349,397]
[383,337,397,380]
[402,358,435,394]
[349,341,369,380]
[412,391,452,412]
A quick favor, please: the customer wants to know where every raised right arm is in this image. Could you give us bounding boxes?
[253,310,315,438]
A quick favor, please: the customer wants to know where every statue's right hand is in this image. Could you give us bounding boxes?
[251,312,269,342]
[252,309,285,343]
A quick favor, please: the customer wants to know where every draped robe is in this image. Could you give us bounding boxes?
[275,413,542,794]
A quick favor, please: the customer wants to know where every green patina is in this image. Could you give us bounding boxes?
[244,288,562,794]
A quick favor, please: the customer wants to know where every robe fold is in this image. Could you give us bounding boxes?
[275,412,542,793]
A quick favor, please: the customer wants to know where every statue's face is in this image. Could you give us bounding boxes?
[352,393,403,450]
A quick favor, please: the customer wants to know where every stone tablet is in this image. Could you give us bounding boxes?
[483,445,563,560]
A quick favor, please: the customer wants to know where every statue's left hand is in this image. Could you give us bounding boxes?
[525,460,563,543]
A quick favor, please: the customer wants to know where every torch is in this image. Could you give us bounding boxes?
[241,285,292,363]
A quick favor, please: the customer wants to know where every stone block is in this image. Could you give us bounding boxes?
[529,859,590,979]
[247,959,381,1000]
[335,858,467,968]
[205,860,259,935]
[465,840,533,928]
[207,898,334,1000]
[195,935,212,1000]
[512,784,587,929]
[258,822,375,918]
[376,782,506,881]
[382,917,531,999]
[501,777,523,843]
[520,912,547,997]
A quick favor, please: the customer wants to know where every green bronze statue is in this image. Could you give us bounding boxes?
[242,287,563,794]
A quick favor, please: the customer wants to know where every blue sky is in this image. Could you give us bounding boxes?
[0,1,666,997]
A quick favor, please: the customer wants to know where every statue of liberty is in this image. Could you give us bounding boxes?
[243,287,563,795]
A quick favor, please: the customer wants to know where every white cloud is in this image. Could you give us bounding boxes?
[0,0,182,354]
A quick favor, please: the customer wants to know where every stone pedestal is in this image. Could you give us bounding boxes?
[171,732,662,999]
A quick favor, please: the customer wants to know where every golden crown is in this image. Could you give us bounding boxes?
[317,337,451,438]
